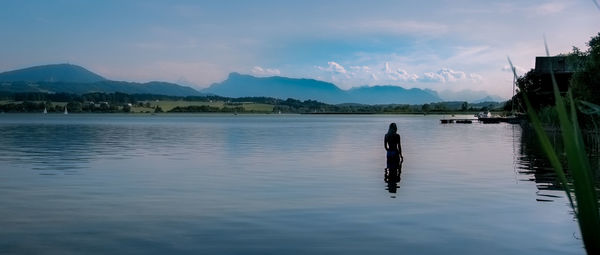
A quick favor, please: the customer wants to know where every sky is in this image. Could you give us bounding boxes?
[1,0,599,98]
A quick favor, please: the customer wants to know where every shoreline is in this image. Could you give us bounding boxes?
[0,111,495,116]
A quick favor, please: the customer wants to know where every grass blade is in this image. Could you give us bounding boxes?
[511,47,600,253]
[579,100,600,115]
[563,90,600,254]
[544,42,600,254]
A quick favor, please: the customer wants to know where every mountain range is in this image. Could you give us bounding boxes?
[205,73,442,104]
[0,64,203,97]
[0,64,504,104]
[437,89,505,103]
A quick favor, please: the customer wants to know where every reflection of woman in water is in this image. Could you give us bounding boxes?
[384,123,403,169]
[385,166,402,194]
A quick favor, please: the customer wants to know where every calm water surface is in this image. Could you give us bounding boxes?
[0,114,584,254]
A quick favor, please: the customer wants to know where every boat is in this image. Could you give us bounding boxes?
[43,107,47,114]
[64,106,68,115]
[476,111,492,119]
[475,72,524,124]
[476,111,498,123]
[477,111,523,124]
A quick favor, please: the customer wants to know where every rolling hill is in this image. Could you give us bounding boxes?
[0,64,204,97]
[0,64,106,83]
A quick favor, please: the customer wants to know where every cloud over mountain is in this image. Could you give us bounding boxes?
[420,68,467,83]
[252,66,281,76]
[317,62,347,74]
[383,62,419,82]
[315,61,482,89]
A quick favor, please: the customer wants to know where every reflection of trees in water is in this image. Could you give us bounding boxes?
[0,124,99,174]
[0,122,205,175]
[518,125,600,202]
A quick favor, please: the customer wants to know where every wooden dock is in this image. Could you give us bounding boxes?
[440,119,475,124]
[440,116,523,124]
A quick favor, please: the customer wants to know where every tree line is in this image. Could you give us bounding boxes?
[506,32,600,128]
[0,91,502,114]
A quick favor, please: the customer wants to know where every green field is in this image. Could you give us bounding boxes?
[0,99,274,113]
[0,100,68,106]
[238,103,274,112]
[132,100,274,113]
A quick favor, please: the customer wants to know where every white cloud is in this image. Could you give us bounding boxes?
[251,66,281,76]
[318,61,347,74]
[501,65,528,76]
[397,69,419,82]
[420,72,445,83]
[382,62,419,82]
[419,68,477,83]
[469,73,483,82]
[330,61,347,74]
[316,61,429,87]
[350,65,370,71]
[438,68,466,82]
[318,61,481,86]
[383,62,393,73]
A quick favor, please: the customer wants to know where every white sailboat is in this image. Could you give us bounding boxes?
[43,107,47,114]
[64,106,68,115]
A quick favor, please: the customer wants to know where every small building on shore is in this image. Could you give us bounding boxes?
[534,56,581,74]
[534,56,583,92]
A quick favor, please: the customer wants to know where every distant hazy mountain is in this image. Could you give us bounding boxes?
[204,73,345,102]
[0,64,204,97]
[204,73,442,104]
[0,64,106,83]
[471,95,506,103]
[346,86,441,105]
[438,89,505,103]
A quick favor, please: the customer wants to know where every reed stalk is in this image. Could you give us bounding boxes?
[509,51,600,254]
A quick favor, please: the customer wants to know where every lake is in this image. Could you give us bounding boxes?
[0,114,584,254]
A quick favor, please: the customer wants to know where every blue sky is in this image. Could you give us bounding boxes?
[1,0,599,98]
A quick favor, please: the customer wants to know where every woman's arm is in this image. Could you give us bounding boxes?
[398,135,404,161]
[384,135,389,151]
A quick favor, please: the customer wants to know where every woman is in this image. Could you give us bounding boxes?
[384,123,403,169]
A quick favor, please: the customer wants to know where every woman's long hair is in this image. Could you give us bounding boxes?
[387,123,397,136]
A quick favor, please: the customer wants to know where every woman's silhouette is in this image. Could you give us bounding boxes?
[384,123,403,169]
